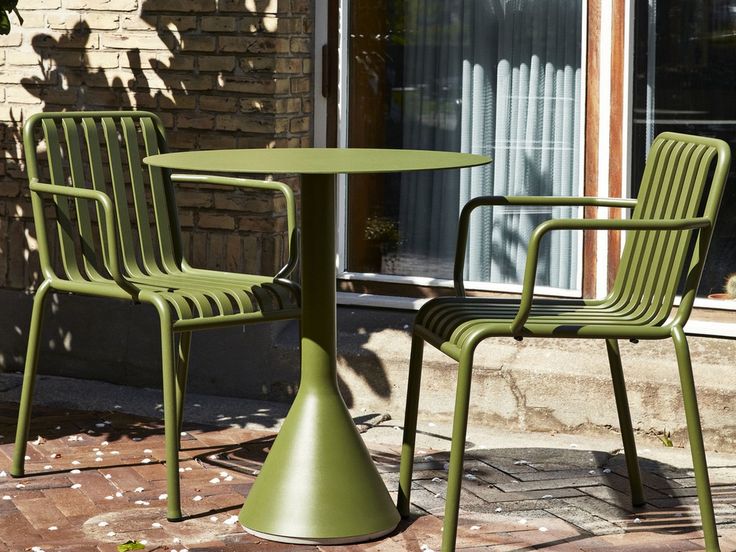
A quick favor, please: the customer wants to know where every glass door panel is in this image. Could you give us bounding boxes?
[632,0,736,299]
[344,0,585,292]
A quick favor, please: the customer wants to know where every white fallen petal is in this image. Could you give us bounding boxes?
[24,455,30,460]
[94,458,103,462]
[219,471,228,477]
[470,525,480,531]
[71,484,82,489]
[2,496,11,500]
[110,451,120,455]
[95,423,106,428]
[115,492,123,498]
[48,526,58,531]
[158,494,167,500]
[495,507,502,512]
[140,540,148,545]
[185,467,192,471]
[71,460,81,465]
[132,437,142,442]
[223,515,239,525]
[192,495,203,501]
[224,476,234,482]
[151,522,162,528]
[143,449,152,454]
[210,516,218,522]
[209,477,221,484]
[633,517,642,524]
[43,465,53,470]
[0,471,5,477]
[513,460,529,465]
[518,518,528,525]
[134,487,145,493]
[70,469,80,474]
[106,531,115,537]
[15,483,24,489]
[103,474,112,479]
[603,468,612,474]
[141,459,151,464]
[464,474,477,480]
[97,521,109,527]
[104,495,114,500]
[542,494,553,499]
[95,451,104,457]
[539,527,548,532]
[101,441,109,446]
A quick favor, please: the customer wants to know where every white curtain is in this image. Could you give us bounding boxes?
[398,0,582,289]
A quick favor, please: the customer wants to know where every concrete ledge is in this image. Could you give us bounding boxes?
[1,288,735,452]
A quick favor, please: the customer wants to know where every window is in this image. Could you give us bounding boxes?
[341,0,586,294]
[632,0,736,302]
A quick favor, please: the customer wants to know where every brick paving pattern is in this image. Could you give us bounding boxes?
[1,403,735,551]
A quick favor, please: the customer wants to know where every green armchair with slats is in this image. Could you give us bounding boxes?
[398,132,731,551]
[11,111,301,521]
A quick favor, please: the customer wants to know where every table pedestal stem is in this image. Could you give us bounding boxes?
[239,173,400,543]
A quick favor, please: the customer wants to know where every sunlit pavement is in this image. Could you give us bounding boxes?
[0,373,735,551]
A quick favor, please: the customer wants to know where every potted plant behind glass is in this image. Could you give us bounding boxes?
[0,1,22,35]
[707,273,736,300]
[364,215,400,274]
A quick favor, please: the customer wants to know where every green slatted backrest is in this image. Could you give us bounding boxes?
[23,111,181,283]
[607,132,731,324]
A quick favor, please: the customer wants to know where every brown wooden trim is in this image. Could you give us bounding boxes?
[583,0,601,299]
[607,0,626,291]
[325,0,339,148]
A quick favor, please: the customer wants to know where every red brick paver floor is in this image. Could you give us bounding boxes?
[0,403,735,551]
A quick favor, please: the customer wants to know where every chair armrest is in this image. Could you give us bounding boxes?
[30,181,140,298]
[454,196,638,295]
[170,173,298,279]
[510,216,711,334]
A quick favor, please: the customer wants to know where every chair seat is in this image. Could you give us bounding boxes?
[127,270,300,321]
[416,296,671,356]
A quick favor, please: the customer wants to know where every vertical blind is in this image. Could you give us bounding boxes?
[397,0,583,289]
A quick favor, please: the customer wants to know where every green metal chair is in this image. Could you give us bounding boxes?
[398,132,731,551]
[11,111,301,521]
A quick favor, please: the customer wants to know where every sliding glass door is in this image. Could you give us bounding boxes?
[343,0,585,293]
[632,1,736,300]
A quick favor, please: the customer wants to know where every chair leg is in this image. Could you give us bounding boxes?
[11,281,51,477]
[175,331,192,443]
[159,317,182,521]
[605,338,645,506]
[672,326,720,552]
[441,345,475,552]
[398,333,425,518]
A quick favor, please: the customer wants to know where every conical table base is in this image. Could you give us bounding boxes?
[239,386,400,543]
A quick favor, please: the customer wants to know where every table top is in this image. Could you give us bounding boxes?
[143,148,490,174]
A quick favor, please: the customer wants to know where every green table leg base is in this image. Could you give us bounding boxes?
[238,389,400,542]
[243,525,396,545]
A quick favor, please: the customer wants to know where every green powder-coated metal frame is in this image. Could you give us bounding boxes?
[11,111,301,522]
[145,146,489,543]
[398,132,731,552]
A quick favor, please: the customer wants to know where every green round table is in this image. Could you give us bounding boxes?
[144,148,490,544]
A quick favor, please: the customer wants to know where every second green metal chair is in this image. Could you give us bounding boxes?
[398,132,731,551]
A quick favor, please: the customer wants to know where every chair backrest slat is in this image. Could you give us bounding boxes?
[41,119,84,282]
[140,116,181,273]
[61,118,107,281]
[120,116,163,276]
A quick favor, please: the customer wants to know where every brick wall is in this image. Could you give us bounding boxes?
[0,0,313,290]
